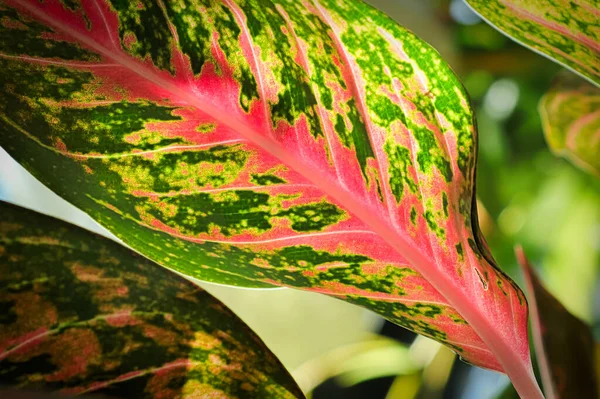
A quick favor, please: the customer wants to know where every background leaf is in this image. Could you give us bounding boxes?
[0,1,540,394]
[0,200,303,399]
[539,71,600,177]
[463,0,600,87]
[292,335,419,393]
[516,246,598,399]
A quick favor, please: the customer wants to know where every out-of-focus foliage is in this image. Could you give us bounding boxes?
[294,334,454,399]
[293,335,420,393]
[539,72,600,178]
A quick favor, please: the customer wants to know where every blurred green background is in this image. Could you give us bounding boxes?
[1,1,598,398]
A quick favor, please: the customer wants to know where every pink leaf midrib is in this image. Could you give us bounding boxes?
[12,2,541,397]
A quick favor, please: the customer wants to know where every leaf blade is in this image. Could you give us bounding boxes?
[0,200,304,399]
[0,1,541,395]
[516,247,598,399]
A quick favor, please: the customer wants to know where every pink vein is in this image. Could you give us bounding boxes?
[156,0,193,83]
[566,108,600,150]
[322,291,448,307]
[0,52,119,68]
[67,141,247,159]
[274,4,344,184]
[380,34,432,256]
[0,311,138,361]
[142,222,379,245]
[578,1,600,17]
[92,0,119,50]
[0,117,246,159]
[311,0,397,223]
[224,0,272,139]
[77,359,194,395]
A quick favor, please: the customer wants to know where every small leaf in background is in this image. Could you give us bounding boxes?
[539,71,600,177]
[0,201,303,399]
[0,1,541,395]
[516,246,599,399]
[463,0,600,86]
[292,335,419,394]
[494,383,519,399]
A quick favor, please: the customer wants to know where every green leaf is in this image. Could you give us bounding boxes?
[539,71,600,177]
[0,2,542,395]
[516,247,599,399]
[293,335,418,393]
[464,0,600,87]
[494,383,519,399]
[0,200,303,399]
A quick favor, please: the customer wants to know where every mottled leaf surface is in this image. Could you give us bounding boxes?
[517,247,598,399]
[0,201,303,399]
[539,71,600,177]
[0,1,540,394]
[0,389,112,398]
[464,0,600,86]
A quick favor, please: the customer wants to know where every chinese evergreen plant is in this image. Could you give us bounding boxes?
[0,0,598,398]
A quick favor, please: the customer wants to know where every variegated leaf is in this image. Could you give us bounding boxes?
[0,390,111,398]
[0,200,303,399]
[464,0,600,87]
[517,247,598,399]
[539,71,600,177]
[0,1,542,396]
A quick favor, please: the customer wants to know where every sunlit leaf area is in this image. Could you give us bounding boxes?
[1,1,598,398]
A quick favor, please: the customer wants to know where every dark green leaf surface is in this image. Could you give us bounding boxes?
[0,201,303,399]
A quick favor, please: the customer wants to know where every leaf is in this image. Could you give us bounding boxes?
[516,247,599,399]
[464,0,600,87]
[495,383,519,399]
[539,71,600,177]
[0,389,112,398]
[293,335,419,393]
[0,1,541,395]
[0,201,304,399]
